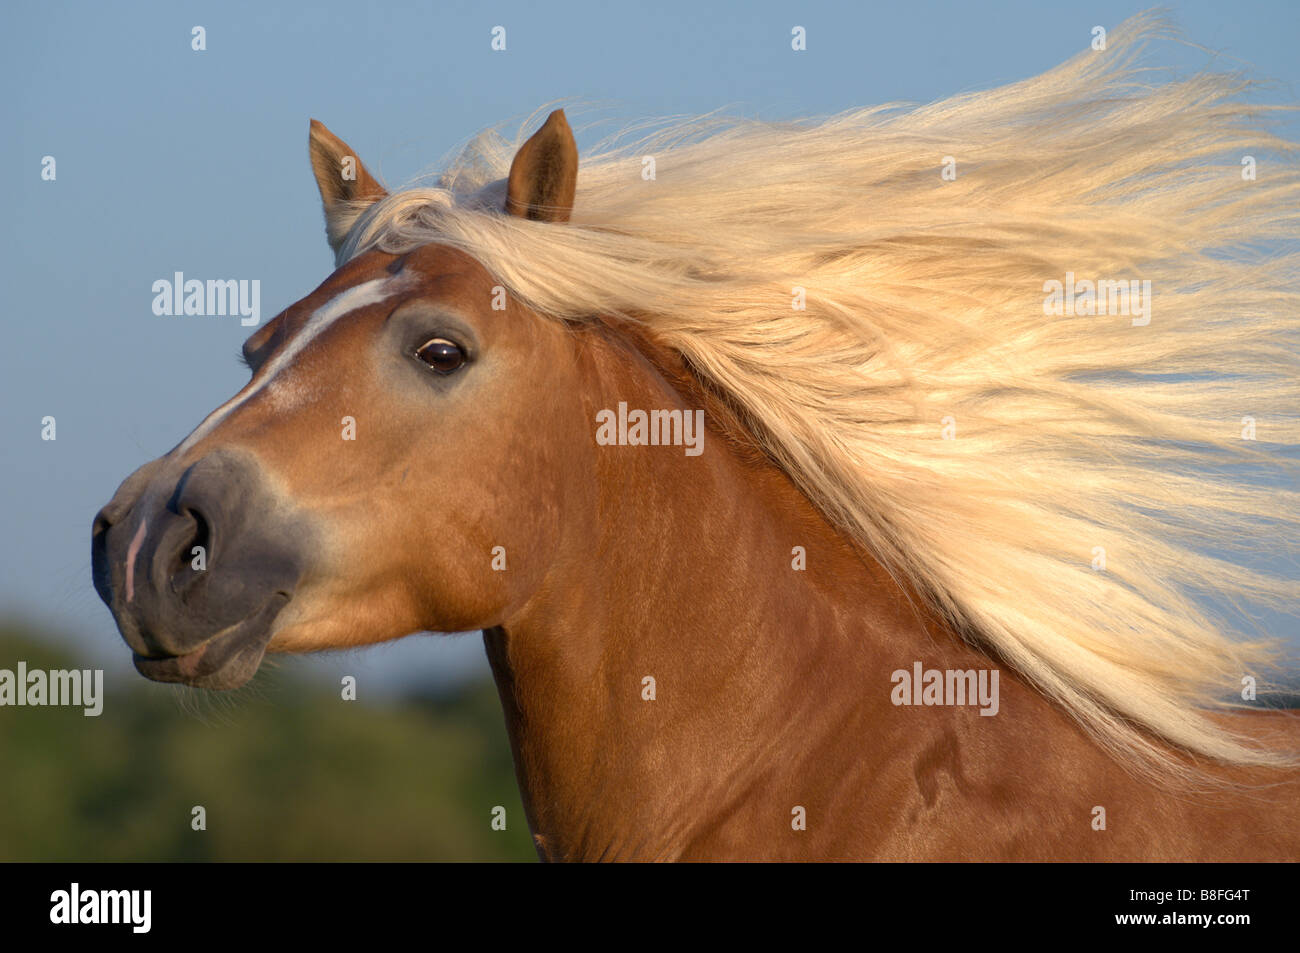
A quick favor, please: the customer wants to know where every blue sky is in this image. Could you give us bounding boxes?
[2,0,1298,695]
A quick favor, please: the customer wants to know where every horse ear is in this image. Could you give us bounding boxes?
[506,109,578,223]
[308,119,388,254]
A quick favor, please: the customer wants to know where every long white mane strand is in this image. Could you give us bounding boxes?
[340,12,1300,780]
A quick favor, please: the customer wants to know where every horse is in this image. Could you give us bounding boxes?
[92,15,1300,860]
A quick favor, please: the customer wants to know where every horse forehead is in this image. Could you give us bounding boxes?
[277,246,483,331]
[403,242,486,273]
[401,244,496,296]
[325,245,491,314]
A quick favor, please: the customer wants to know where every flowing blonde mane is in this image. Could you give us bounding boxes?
[338,12,1300,779]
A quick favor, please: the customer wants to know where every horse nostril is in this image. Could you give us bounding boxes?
[171,507,213,583]
[92,506,115,538]
[91,507,115,605]
[190,508,211,566]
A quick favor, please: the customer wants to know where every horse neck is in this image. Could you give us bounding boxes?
[483,323,973,861]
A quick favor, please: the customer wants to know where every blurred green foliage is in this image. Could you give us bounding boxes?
[0,622,536,861]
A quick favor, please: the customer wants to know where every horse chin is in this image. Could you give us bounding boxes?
[131,592,288,690]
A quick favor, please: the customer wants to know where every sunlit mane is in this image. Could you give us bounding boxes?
[337,12,1300,780]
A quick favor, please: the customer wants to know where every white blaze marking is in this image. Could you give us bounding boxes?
[175,274,411,455]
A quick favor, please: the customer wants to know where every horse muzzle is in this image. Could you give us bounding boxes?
[92,449,308,690]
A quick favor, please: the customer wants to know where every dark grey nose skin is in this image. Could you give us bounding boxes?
[92,450,307,689]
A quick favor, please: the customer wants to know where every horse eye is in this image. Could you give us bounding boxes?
[414,337,466,374]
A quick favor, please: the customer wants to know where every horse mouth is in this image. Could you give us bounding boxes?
[132,593,290,690]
